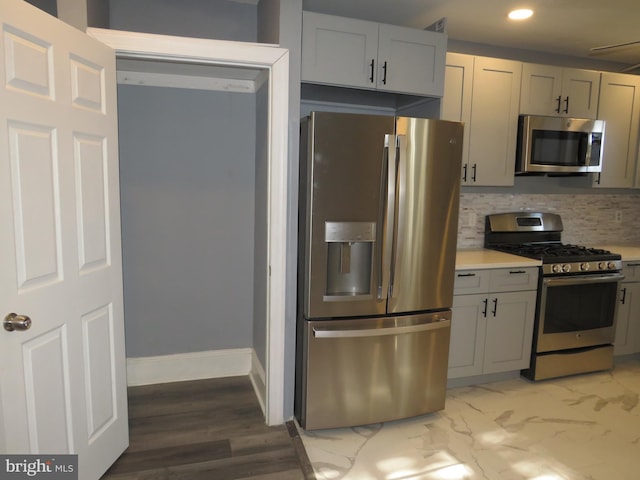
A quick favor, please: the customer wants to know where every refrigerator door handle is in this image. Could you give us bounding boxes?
[388,134,404,298]
[312,319,450,338]
[377,134,397,301]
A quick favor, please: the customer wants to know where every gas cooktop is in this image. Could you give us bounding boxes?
[484,212,621,275]
[488,242,619,264]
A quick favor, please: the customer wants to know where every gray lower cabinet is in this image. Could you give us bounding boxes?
[614,262,640,355]
[448,267,538,379]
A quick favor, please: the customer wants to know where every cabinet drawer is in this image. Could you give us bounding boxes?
[622,262,640,283]
[453,270,490,295]
[490,267,538,292]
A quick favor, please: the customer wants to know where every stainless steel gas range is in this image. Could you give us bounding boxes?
[485,212,623,381]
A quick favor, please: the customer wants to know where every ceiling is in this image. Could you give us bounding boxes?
[302,0,640,72]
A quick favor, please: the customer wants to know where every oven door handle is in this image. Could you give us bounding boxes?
[543,273,625,287]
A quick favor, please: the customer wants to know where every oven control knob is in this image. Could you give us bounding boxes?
[598,262,607,270]
[552,264,562,273]
[608,262,617,270]
[580,262,590,271]
[562,264,571,273]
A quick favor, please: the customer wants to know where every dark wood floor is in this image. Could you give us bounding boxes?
[100,376,312,480]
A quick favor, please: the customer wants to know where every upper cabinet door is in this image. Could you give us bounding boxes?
[593,72,640,189]
[442,53,474,183]
[520,64,563,116]
[301,12,379,89]
[520,63,600,118]
[561,68,601,118]
[376,24,446,96]
[467,57,522,186]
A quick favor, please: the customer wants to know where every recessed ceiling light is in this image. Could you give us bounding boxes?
[508,8,534,20]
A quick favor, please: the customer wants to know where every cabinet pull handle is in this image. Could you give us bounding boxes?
[595,172,601,185]
[627,263,640,267]
[382,61,388,85]
[621,287,627,305]
[462,164,467,182]
[492,298,498,316]
[509,270,526,274]
[563,96,569,114]
[471,163,477,182]
[369,59,375,83]
[555,95,562,113]
[457,272,476,277]
[482,298,488,317]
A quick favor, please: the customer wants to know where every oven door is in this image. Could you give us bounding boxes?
[536,273,624,353]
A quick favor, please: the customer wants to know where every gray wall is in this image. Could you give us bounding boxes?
[109,0,256,42]
[117,85,256,357]
[25,0,57,16]
[109,0,300,419]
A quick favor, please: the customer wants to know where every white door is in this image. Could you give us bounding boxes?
[0,2,127,478]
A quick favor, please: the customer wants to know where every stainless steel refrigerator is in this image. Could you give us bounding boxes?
[295,111,463,430]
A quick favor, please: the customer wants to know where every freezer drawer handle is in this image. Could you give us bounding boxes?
[312,318,450,339]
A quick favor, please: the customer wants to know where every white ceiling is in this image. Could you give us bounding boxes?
[302,0,640,72]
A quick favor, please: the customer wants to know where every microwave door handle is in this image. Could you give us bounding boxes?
[377,134,396,300]
[585,132,594,168]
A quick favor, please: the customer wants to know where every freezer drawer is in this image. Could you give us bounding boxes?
[296,311,451,430]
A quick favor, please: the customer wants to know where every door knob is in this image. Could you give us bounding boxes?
[4,313,32,332]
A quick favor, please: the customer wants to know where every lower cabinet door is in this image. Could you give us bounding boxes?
[614,283,640,355]
[483,291,536,374]
[448,294,487,378]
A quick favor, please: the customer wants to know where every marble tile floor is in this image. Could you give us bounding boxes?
[297,358,640,480]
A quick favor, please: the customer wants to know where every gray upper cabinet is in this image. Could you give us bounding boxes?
[301,11,446,97]
[593,72,640,189]
[442,53,521,186]
[520,63,600,119]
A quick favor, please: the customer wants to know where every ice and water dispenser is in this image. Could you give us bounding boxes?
[324,221,375,297]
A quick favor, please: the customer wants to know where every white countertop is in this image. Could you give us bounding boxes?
[456,248,542,270]
[595,244,640,262]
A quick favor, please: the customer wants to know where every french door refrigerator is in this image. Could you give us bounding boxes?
[295,112,464,430]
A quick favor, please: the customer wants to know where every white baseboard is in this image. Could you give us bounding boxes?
[249,351,267,415]
[126,348,252,386]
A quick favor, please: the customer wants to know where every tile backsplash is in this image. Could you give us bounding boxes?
[457,193,640,248]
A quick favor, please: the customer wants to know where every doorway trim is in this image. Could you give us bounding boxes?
[87,28,289,426]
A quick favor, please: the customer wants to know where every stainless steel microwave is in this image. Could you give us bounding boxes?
[516,115,605,175]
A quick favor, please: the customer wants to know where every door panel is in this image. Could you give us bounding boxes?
[9,122,62,289]
[70,55,106,113]
[75,133,109,271]
[23,327,73,452]
[389,118,462,314]
[299,311,451,430]
[3,24,53,98]
[302,112,394,319]
[81,304,117,441]
[0,2,127,478]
